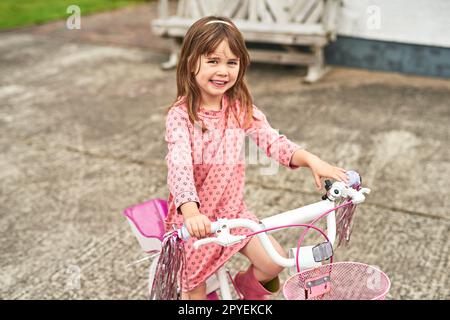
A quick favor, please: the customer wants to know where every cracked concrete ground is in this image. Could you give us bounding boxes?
[0,3,449,300]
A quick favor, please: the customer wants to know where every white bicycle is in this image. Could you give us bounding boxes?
[123,171,390,300]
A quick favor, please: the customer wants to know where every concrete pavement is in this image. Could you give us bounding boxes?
[0,2,448,299]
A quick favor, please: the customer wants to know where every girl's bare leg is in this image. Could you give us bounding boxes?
[181,282,207,300]
[239,235,287,283]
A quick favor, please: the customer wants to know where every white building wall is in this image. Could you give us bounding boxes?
[337,0,450,48]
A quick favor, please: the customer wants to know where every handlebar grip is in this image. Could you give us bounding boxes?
[346,170,361,187]
[178,221,220,241]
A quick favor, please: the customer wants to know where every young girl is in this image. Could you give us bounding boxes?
[164,16,349,300]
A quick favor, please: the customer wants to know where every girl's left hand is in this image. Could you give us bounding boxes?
[306,154,349,190]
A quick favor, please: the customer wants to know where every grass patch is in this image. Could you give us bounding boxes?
[0,0,151,30]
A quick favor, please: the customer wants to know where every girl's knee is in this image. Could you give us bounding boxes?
[254,262,283,281]
[260,243,286,278]
[267,263,284,278]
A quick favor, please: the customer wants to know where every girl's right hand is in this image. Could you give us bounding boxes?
[183,213,212,239]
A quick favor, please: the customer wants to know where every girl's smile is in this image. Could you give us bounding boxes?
[210,80,227,87]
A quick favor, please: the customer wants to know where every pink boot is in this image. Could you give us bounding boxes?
[233,265,280,300]
[206,291,219,300]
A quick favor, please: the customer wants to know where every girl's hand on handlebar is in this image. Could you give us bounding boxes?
[183,213,212,239]
[306,155,349,190]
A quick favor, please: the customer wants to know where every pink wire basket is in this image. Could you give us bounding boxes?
[283,197,391,300]
[283,261,391,300]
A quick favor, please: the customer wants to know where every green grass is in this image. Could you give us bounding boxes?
[0,0,151,30]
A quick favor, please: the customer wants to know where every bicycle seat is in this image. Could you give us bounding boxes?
[123,198,168,253]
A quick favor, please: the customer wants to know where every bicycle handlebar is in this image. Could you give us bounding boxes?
[189,218,323,268]
[177,221,221,241]
[175,171,370,268]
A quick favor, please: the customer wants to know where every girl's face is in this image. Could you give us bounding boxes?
[194,40,240,106]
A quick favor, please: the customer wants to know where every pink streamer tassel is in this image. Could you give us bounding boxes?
[149,231,186,300]
[335,201,357,247]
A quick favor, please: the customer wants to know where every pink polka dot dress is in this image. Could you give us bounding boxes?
[164,94,302,292]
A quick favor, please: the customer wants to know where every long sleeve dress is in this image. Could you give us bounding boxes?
[164,94,302,292]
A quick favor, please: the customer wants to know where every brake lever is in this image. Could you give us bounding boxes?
[360,188,371,195]
[347,187,371,204]
[193,219,246,249]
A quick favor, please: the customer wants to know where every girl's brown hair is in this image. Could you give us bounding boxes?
[169,16,253,132]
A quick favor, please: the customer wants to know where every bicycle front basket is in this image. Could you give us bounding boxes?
[283,261,390,300]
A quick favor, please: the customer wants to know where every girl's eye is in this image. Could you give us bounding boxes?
[207,60,238,65]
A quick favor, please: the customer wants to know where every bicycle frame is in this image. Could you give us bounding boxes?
[193,198,338,299]
[147,181,369,299]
